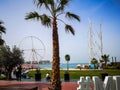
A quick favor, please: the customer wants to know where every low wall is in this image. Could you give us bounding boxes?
[77,76,120,90]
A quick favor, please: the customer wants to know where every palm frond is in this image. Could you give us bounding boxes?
[0,21,6,34]
[66,12,80,22]
[33,0,54,16]
[40,14,51,27]
[65,24,75,35]
[0,39,5,45]
[33,0,54,10]
[25,12,51,27]
[33,0,43,8]
[0,27,6,34]
[25,11,41,20]
[56,0,70,12]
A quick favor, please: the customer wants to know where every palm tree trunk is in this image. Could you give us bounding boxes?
[49,16,61,90]
[67,61,68,72]
[105,61,107,66]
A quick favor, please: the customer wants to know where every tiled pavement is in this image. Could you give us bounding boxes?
[0,81,78,90]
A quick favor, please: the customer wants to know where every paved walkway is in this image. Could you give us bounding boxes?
[0,80,78,90]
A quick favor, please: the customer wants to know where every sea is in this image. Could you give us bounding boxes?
[39,63,89,69]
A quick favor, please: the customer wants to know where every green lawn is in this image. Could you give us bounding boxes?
[28,69,120,79]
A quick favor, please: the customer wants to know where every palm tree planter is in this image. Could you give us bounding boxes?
[64,72,70,81]
[101,72,108,81]
[35,73,41,81]
[64,54,70,81]
[35,69,41,81]
[25,0,80,89]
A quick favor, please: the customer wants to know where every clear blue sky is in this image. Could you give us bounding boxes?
[0,0,120,63]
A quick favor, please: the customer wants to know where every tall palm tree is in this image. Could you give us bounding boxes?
[0,20,6,45]
[25,0,80,90]
[101,54,109,66]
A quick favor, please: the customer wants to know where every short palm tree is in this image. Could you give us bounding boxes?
[91,58,98,69]
[0,20,6,45]
[25,0,80,90]
[65,54,70,72]
[101,54,109,66]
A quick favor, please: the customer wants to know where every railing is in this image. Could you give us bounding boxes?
[77,76,120,90]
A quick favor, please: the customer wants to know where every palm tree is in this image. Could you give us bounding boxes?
[101,54,109,66]
[91,58,98,69]
[25,0,80,90]
[65,54,70,72]
[0,20,6,45]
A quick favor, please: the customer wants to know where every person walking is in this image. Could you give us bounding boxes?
[46,73,50,81]
[17,65,22,81]
[15,67,19,81]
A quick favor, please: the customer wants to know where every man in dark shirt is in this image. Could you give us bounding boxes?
[17,65,22,81]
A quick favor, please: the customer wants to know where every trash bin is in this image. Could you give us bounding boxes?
[101,73,108,81]
[35,73,41,81]
[64,73,70,81]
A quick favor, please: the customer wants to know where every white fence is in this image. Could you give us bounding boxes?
[77,76,120,90]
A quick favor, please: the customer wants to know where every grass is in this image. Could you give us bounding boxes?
[28,69,120,79]
[0,75,5,80]
[0,69,119,80]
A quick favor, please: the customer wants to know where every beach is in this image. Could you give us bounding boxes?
[22,63,89,70]
[39,63,89,69]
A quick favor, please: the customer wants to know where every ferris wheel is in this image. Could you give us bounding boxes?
[19,36,46,64]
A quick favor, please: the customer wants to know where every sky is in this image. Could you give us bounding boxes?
[0,0,120,63]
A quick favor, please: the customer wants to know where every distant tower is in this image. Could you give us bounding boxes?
[88,18,103,63]
[100,18,103,56]
[89,21,94,63]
